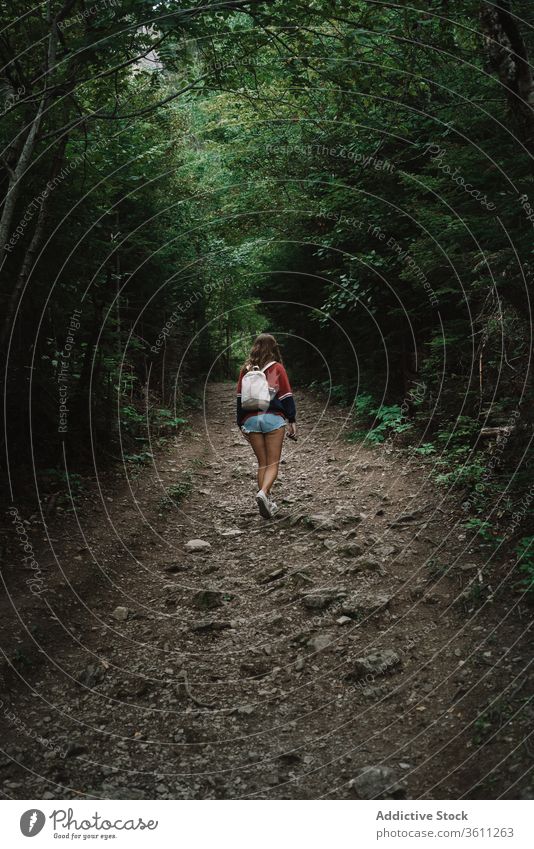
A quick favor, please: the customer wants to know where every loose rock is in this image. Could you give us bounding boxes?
[185,539,212,553]
[302,589,344,611]
[349,555,382,572]
[373,544,397,559]
[338,510,366,525]
[346,649,401,681]
[288,570,314,588]
[349,766,406,799]
[77,663,106,688]
[258,567,286,584]
[65,742,87,758]
[341,590,392,618]
[304,514,340,532]
[163,562,187,574]
[307,633,333,653]
[192,590,225,610]
[337,616,352,626]
[338,542,365,558]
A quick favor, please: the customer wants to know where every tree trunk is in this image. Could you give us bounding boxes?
[480,1,534,156]
[0,135,67,348]
[0,18,59,260]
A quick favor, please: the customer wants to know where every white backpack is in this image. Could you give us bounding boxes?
[241,361,276,411]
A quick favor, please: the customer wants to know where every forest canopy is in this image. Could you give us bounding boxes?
[1,0,533,554]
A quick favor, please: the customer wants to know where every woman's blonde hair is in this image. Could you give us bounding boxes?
[245,333,283,370]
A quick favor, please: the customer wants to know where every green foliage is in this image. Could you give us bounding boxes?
[463,518,503,547]
[120,405,187,443]
[348,398,412,444]
[434,461,487,489]
[120,405,146,434]
[153,409,187,429]
[1,0,533,529]
[160,474,193,509]
[124,451,154,465]
[41,469,84,498]
[431,417,487,489]
[411,443,437,456]
[436,418,481,449]
[181,394,203,411]
[308,380,354,405]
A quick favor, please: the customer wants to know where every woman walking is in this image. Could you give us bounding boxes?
[236,333,297,519]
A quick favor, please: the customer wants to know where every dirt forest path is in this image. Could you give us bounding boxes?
[1,383,532,800]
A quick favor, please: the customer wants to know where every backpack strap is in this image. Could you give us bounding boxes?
[260,360,277,373]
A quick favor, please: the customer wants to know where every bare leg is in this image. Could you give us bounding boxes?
[247,432,268,490]
[263,427,285,495]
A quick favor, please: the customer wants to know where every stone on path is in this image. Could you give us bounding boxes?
[288,570,314,588]
[163,562,187,573]
[65,742,87,758]
[185,539,212,553]
[346,649,401,681]
[77,663,106,688]
[304,513,340,532]
[337,615,352,626]
[112,606,129,621]
[349,555,382,572]
[349,766,406,799]
[302,589,345,611]
[337,509,366,525]
[241,658,271,678]
[373,544,398,559]
[341,590,392,618]
[257,566,286,584]
[307,633,334,653]
[192,589,225,610]
[338,542,365,558]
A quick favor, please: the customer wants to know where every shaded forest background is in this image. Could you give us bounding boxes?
[1,1,533,588]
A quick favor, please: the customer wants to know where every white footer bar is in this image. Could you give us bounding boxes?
[2,799,533,848]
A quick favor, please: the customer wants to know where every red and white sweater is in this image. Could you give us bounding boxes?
[236,362,296,426]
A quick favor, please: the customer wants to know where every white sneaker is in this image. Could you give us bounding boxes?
[256,489,272,519]
[269,500,279,517]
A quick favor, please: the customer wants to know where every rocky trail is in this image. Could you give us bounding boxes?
[1,384,532,800]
